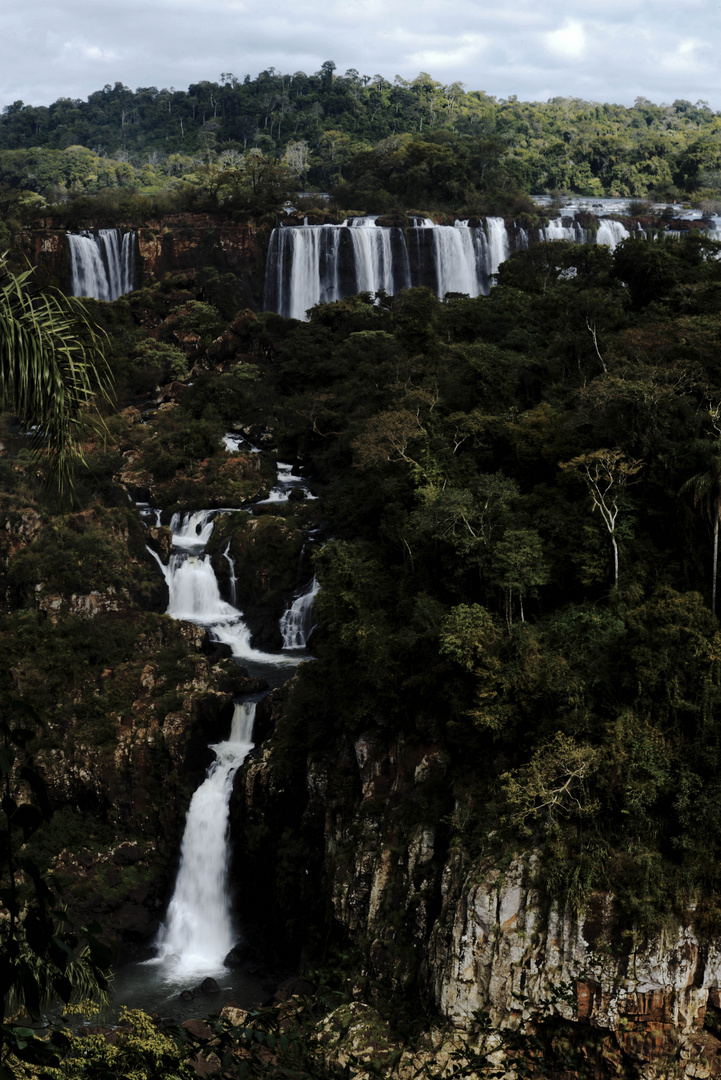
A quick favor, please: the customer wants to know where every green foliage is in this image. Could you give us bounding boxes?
[44,1008,193,1080]
[0,700,112,1075]
[0,260,113,496]
[1,74,720,214]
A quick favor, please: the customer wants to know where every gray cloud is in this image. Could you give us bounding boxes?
[1,0,719,109]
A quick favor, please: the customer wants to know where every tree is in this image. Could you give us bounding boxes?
[559,448,643,587]
[680,438,721,614]
[493,527,550,628]
[1,701,112,1074]
[0,261,112,495]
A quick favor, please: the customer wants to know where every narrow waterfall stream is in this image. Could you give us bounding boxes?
[114,445,320,1017]
[280,576,319,649]
[111,699,269,1019]
[147,506,304,671]
[153,700,256,979]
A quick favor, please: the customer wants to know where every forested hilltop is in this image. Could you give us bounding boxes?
[1,64,720,225]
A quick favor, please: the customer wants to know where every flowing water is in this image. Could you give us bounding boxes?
[67,229,136,301]
[154,701,256,979]
[264,206,717,320]
[121,444,320,1015]
[280,576,319,649]
[112,700,269,1018]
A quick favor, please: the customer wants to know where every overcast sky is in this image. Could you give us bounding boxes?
[1,0,720,112]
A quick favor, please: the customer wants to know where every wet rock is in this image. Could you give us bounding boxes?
[219,1003,248,1026]
[274,976,316,1002]
[193,977,220,996]
[183,1018,214,1041]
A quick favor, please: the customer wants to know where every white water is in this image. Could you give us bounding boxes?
[224,542,238,607]
[280,576,319,649]
[67,229,135,301]
[265,207,718,320]
[433,222,483,297]
[256,462,316,504]
[169,510,222,549]
[484,217,510,279]
[596,219,631,249]
[153,701,256,978]
[166,553,239,624]
[155,498,302,666]
[541,217,586,243]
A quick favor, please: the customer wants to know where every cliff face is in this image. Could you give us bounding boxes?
[235,711,721,1078]
[15,217,268,304]
[136,217,267,307]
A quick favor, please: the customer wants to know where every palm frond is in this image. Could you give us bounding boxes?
[0,262,114,496]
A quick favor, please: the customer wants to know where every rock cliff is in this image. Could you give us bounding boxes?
[233,707,721,1078]
[14,216,267,305]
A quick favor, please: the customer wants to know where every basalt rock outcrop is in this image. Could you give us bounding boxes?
[15,215,267,304]
[232,703,721,1079]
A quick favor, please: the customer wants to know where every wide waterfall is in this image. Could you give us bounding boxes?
[264,215,637,320]
[153,700,256,977]
[67,228,136,301]
[264,216,507,318]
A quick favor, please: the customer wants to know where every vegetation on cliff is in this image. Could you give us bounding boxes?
[6,212,721,1072]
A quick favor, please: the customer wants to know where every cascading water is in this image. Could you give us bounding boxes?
[256,462,316,505]
[117,442,319,1013]
[264,208,701,320]
[484,217,510,279]
[153,509,301,665]
[224,542,238,607]
[596,219,631,249]
[67,229,136,301]
[280,576,319,649]
[431,222,484,298]
[153,700,256,978]
[169,509,222,550]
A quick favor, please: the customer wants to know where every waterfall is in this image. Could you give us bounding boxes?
[224,542,238,607]
[156,501,300,665]
[256,462,315,504]
[67,229,135,301]
[264,211,664,320]
[154,700,256,977]
[432,222,485,298]
[280,576,319,649]
[541,217,586,243]
[484,217,510,279]
[166,553,239,624]
[169,510,221,549]
[596,220,630,249]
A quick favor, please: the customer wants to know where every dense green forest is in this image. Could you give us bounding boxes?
[1,65,721,225]
[5,226,721,1071]
[5,61,721,1076]
[5,230,721,916]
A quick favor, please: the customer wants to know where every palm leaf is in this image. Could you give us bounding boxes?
[0,262,114,496]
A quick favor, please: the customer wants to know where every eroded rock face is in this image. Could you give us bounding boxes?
[16,218,267,303]
[429,853,718,1037]
[235,712,721,1078]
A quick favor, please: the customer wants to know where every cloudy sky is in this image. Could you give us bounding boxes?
[1,0,720,111]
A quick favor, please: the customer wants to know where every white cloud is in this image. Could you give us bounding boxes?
[657,37,708,73]
[63,40,121,63]
[1,0,721,108]
[543,20,587,61]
